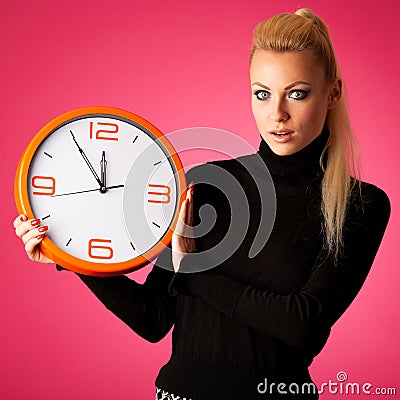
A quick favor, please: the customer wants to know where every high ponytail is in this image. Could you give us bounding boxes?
[249,8,362,263]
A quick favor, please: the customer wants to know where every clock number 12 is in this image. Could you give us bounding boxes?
[90,121,119,141]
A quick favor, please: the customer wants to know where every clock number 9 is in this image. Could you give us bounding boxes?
[89,121,119,141]
[88,239,114,260]
[32,176,56,196]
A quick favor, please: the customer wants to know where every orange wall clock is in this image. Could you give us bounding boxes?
[15,107,186,276]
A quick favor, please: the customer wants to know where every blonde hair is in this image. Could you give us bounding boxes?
[249,8,362,263]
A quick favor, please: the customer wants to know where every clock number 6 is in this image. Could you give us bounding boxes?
[32,176,56,196]
[88,239,114,259]
[90,121,119,141]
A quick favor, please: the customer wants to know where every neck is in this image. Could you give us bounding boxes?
[257,125,330,182]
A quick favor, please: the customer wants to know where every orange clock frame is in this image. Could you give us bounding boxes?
[14,106,187,276]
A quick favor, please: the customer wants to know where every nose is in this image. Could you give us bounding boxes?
[270,97,289,122]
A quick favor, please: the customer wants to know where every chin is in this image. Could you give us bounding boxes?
[267,142,298,156]
[272,148,295,156]
[261,132,302,156]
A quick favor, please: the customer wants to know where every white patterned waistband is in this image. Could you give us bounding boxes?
[155,387,193,400]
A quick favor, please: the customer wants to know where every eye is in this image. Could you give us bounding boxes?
[289,90,308,100]
[253,90,269,101]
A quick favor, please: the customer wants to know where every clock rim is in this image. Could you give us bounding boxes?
[14,106,186,276]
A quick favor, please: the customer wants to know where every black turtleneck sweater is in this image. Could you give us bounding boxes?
[76,127,390,399]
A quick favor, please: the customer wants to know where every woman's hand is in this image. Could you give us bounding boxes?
[13,214,54,264]
[172,182,196,272]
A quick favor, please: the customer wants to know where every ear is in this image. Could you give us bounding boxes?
[327,77,342,109]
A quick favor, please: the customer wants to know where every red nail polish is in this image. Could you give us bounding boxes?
[20,215,26,222]
[38,226,48,233]
[36,234,45,240]
[31,219,40,226]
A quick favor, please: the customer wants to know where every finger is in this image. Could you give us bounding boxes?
[175,199,189,237]
[182,208,195,243]
[15,218,41,238]
[187,181,194,201]
[22,225,49,245]
[187,184,194,227]
[182,193,193,229]
[179,199,188,229]
[182,183,193,228]
[24,234,45,261]
[13,214,27,229]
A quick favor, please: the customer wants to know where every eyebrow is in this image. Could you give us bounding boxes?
[251,81,312,90]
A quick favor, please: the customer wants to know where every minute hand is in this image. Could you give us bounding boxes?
[101,151,107,191]
[51,184,124,198]
[70,130,102,187]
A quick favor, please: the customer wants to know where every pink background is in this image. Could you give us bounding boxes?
[2,0,399,398]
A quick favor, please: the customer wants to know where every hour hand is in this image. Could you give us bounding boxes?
[70,130,102,187]
[100,151,107,193]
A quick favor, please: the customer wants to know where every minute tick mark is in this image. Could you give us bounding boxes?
[44,152,53,158]
[132,135,138,144]
[152,222,160,228]
[42,215,50,220]
[66,238,72,247]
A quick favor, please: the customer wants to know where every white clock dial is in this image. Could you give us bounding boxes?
[27,114,180,265]
[123,139,178,258]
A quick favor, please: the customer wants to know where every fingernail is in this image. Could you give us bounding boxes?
[31,219,40,226]
[38,226,48,233]
[20,215,26,222]
[36,234,45,240]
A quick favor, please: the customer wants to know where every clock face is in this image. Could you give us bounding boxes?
[15,107,185,275]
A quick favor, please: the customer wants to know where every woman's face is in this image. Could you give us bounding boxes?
[250,50,338,156]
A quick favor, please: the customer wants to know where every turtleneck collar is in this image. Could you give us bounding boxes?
[257,125,330,182]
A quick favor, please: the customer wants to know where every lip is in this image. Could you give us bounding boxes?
[268,129,294,134]
[268,129,295,144]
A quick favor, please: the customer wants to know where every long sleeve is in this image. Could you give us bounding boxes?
[75,245,176,343]
[169,185,391,353]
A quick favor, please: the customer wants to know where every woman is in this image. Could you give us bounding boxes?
[14,8,390,400]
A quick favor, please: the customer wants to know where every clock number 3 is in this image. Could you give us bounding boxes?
[32,176,56,196]
[147,184,171,204]
[89,121,119,141]
[88,239,114,259]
